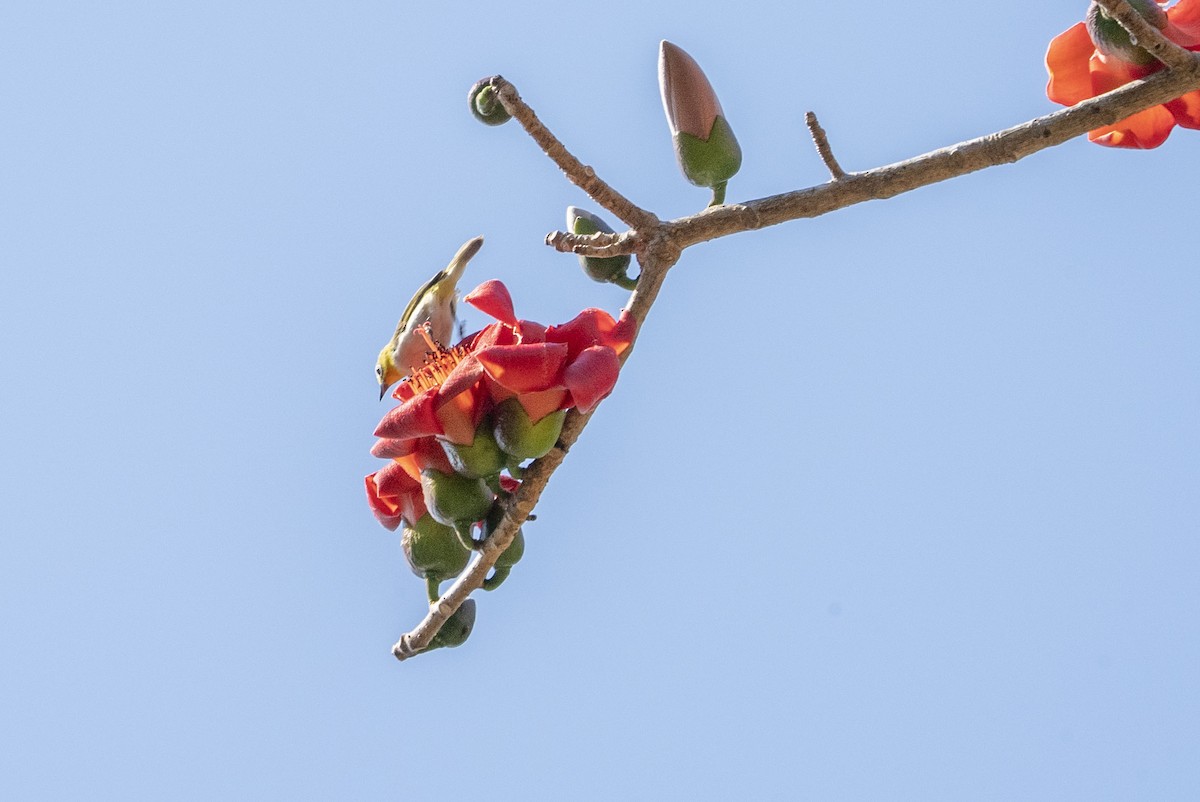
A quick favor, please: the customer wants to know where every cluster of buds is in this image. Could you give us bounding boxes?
[366,279,636,651]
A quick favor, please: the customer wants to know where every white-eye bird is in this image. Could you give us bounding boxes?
[376,236,484,399]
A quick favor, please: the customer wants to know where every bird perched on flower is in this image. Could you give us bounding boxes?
[375,236,484,399]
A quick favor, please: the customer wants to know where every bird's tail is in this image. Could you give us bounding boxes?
[443,235,484,291]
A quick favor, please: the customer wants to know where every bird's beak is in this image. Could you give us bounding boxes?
[379,383,387,401]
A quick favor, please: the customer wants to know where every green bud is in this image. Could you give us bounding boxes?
[658,41,741,204]
[494,529,525,570]
[420,468,495,528]
[1086,0,1167,67]
[565,206,636,289]
[425,599,477,651]
[674,115,741,194]
[468,79,512,126]
[401,513,472,582]
[492,397,566,461]
[439,418,506,479]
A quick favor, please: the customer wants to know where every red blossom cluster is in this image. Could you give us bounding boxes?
[1047,0,1200,148]
[365,278,635,557]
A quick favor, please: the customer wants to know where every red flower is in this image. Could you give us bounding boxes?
[366,280,636,529]
[374,280,635,443]
[1046,0,1200,148]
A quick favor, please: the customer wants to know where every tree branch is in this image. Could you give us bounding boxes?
[393,23,1200,660]
[392,235,679,660]
[664,62,1200,249]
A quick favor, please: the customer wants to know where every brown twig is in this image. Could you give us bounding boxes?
[805,111,848,179]
[485,77,660,232]
[544,230,638,258]
[1093,0,1198,70]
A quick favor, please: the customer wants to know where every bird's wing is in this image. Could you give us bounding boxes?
[391,267,446,346]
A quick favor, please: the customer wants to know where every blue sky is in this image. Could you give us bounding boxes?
[2,2,1198,799]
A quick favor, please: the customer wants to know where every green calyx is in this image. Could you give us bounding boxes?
[401,513,472,583]
[1086,0,1167,67]
[468,79,512,126]
[493,398,566,461]
[439,419,506,479]
[420,468,495,528]
[425,599,477,651]
[673,114,741,193]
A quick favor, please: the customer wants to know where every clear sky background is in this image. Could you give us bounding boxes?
[3,2,1198,799]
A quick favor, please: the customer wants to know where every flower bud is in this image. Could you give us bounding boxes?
[492,397,567,461]
[401,513,471,586]
[1086,0,1167,66]
[425,599,477,651]
[468,78,512,126]
[658,41,742,204]
[420,468,495,529]
[565,206,636,289]
[439,417,506,479]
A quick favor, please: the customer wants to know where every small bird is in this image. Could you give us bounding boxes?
[376,236,484,400]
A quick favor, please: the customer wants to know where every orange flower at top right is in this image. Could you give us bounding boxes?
[1046,0,1200,147]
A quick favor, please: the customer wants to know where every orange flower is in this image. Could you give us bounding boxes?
[373,280,635,443]
[1046,0,1200,148]
[366,280,636,530]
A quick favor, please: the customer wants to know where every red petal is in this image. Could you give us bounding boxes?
[517,387,570,422]
[366,465,423,530]
[1046,23,1098,107]
[436,383,485,445]
[392,381,419,402]
[609,310,637,356]
[374,389,444,439]
[464,280,517,324]
[393,437,454,481]
[438,354,487,402]
[477,342,569,393]
[371,437,420,459]
[545,308,628,359]
[364,479,404,530]
[1089,104,1176,148]
[468,321,517,350]
[563,345,620,413]
[374,460,420,498]
[1168,0,1200,46]
[1089,53,1153,95]
[1167,89,1200,129]
[515,320,547,343]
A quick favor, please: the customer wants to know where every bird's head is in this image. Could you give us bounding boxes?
[375,346,402,401]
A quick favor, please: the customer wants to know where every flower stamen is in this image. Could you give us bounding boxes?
[404,340,473,395]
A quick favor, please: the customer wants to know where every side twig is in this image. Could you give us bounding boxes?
[486,77,660,233]
[805,111,848,180]
[544,230,639,258]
